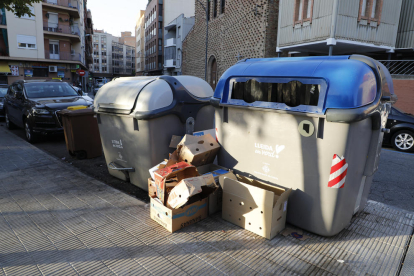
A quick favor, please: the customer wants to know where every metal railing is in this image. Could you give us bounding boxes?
[43,23,80,36]
[43,0,79,12]
[45,50,81,61]
[377,60,414,76]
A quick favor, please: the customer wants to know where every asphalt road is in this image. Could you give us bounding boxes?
[1,122,413,212]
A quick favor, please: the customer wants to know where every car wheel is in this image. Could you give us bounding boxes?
[24,119,37,143]
[5,111,15,130]
[391,130,414,152]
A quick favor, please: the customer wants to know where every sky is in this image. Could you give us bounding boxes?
[87,0,147,37]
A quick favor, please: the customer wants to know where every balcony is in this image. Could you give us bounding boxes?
[44,50,81,62]
[164,59,176,68]
[165,38,176,47]
[43,23,80,41]
[42,0,80,18]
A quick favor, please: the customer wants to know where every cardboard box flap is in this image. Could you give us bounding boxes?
[223,178,274,209]
[237,175,288,207]
[169,135,183,148]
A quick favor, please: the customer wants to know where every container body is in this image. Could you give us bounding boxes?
[98,105,214,190]
[215,106,386,236]
[61,110,102,159]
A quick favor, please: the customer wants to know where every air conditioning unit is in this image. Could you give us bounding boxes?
[49,66,58,72]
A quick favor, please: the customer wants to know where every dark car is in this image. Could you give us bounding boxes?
[0,84,9,118]
[4,80,93,143]
[383,107,414,152]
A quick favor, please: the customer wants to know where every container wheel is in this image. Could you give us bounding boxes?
[75,150,87,159]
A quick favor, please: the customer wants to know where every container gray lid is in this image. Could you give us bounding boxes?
[94,77,156,114]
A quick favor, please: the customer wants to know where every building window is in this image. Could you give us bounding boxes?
[16,5,35,20]
[102,66,107,72]
[207,0,210,21]
[294,0,313,24]
[358,0,383,24]
[221,0,225,13]
[102,51,106,56]
[17,35,37,49]
[33,68,48,77]
[213,0,217,18]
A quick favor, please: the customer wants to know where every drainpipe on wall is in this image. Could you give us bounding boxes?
[328,0,339,56]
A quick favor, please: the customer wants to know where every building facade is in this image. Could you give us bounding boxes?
[0,0,91,86]
[119,31,135,47]
[276,0,403,56]
[182,0,280,89]
[135,10,145,75]
[144,0,163,75]
[91,30,135,78]
[164,14,194,75]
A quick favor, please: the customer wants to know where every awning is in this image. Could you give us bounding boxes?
[0,62,10,73]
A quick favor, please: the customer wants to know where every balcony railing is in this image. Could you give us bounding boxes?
[165,38,176,47]
[43,23,80,36]
[377,60,414,76]
[42,0,79,11]
[165,59,176,68]
[45,50,81,61]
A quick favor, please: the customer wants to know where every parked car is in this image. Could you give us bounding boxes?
[3,80,92,143]
[94,82,104,96]
[71,85,94,102]
[0,84,9,118]
[383,107,414,152]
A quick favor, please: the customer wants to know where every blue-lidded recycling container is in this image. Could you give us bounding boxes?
[212,55,394,236]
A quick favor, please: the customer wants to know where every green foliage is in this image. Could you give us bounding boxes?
[1,0,41,18]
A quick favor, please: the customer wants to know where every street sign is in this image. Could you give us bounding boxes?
[78,69,85,76]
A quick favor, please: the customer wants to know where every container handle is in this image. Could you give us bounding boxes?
[108,162,135,172]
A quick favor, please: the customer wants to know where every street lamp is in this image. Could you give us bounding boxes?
[196,0,208,81]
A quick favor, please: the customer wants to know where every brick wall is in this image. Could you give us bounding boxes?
[393,79,414,114]
[182,0,279,84]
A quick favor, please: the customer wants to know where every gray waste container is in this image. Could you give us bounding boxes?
[211,55,394,236]
[94,76,214,190]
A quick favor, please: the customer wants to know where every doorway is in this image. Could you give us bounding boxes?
[49,40,59,60]
[47,13,58,32]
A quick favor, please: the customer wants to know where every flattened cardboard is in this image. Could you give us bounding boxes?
[150,197,208,233]
[193,129,215,138]
[178,134,220,166]
[153,161,199,204]
[222,176,292,240]
[197,164,237,215]
[167,174,216,209]
[281,227,310,241]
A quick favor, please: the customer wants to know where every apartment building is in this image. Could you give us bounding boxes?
[0,0,91,85]
[135,10,145,75]
[92,30,135,78]
[163,0,195,76]
[276,0,403,57]
[119,31,135,47]
[144,0,163,75]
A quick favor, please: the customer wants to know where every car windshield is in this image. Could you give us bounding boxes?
[25,82,79,98]
[0,87,7,97]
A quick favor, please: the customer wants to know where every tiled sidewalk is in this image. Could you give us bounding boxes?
[0,127,413,275]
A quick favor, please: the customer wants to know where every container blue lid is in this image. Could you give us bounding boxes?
[214,56,384,112]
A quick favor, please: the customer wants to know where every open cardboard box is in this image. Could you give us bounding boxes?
[197,164,236,215]
[150,197,208,233]
[222,175,292,240]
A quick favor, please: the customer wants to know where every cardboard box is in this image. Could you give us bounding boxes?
[222,175,292,240]
[148,178,157,198]
[153,161,199,204]
[167,174,217,209]
[150,197,208,233]
[149,161,167,180]
[197,164,237,215]
[178,134,220,166]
